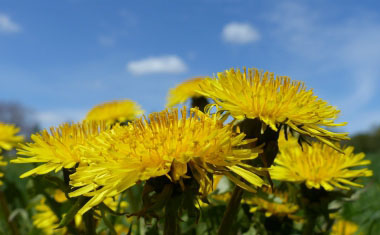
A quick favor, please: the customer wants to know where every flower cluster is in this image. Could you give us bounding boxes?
[10,67,373,234]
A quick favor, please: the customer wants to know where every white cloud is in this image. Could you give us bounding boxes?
[127,55,187,75]
[222,22,260,44]
[0,13,21,33]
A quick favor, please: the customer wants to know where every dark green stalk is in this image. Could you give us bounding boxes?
[217,186,244,235]
[300,184,333,235]
[83,209,96,235]
[163,194,181,235]
[302,214,317,235]
[126,187,141,233]
[127,188,139,213]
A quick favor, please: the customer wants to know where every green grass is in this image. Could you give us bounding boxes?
[342,151,380,234]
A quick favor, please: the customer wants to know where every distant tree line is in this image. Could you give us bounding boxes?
[0,101,40,138]
[348,126,380,154]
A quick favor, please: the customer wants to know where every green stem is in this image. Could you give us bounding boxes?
[302,213,317,235]
[217,186,244,235]
[127,188,139,213]
[83,209,96,235]
[164,194,181,235]
[126,188,141,234]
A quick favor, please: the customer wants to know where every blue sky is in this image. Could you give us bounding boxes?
[1,0,380,135]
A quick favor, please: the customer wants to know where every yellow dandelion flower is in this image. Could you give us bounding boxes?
[270,140,373,191]
[198,68,349,150]
[69,107,263,215]
[244,197,298,217]
[166,77,206,107]
[12,121,108,178]
[85,99,143,124]
[0,122,24,150]
[331,219,361,235]
[33,198,66,235]
[0,154,7,186]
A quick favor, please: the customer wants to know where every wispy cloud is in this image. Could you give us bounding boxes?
[120,9,138,26]
[127,55,188,75]
[269,1,380,133]
[34,109,87,129]
[222,22,260,44]
[0,13,21,33]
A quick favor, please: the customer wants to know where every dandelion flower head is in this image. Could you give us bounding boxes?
[85,99,143,124]
[198,68,349,150]
[33,197,66,235]
[0,122,24,150]
[69,107,264,215]
[167,77,206,107]
[12,121,108,178]
[270,139,373,191]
